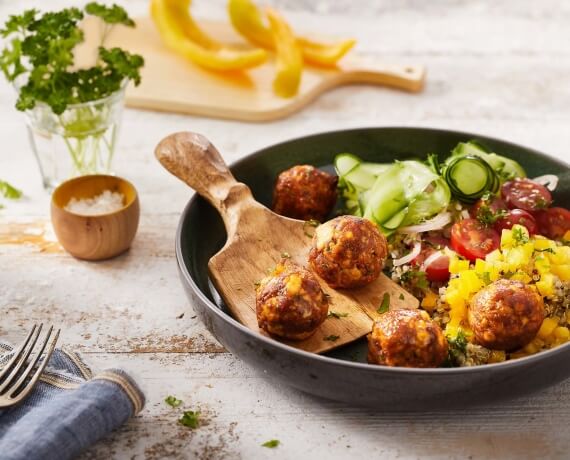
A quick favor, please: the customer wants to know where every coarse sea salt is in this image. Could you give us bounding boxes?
[65,190,125,216]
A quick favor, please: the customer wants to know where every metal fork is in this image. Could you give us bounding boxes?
[0,324,60,408]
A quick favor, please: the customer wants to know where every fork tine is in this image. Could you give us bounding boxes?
[0,324,43,394]
[8,326,59,401]
[0,324,37,381]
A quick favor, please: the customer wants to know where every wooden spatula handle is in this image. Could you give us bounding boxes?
[155,132,255,233]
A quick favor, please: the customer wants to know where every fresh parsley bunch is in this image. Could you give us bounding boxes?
[0,3,144,115]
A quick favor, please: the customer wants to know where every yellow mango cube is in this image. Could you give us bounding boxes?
[551,264,570,281]
[421,290,438,310]
[449,257,470,274]
[536,273,555,297]
[554,327,570,341]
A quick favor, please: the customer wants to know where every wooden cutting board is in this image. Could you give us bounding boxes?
[78,17,425,122]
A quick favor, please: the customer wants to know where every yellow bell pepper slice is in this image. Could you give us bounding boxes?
[297,37,356,67]
[228,0,355,67]
[266,8,302,98]
[150,0,267,71]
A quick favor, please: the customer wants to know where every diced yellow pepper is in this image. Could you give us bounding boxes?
[537,317,558,339]
[421,290,438,310]
[474,258,487,274]
[510,271,532,283]
[549,246,570,265]
[485,249,503,264]
[536,273,555,297]
[150,0,268,70]
[449,257,470,274]
[266,8,303,98]
[500,229,514,249]
[551,264,570,282]
[459,270,484,295]
[534,237,555,251]
[534,256,551,275]
[554,326,570,341]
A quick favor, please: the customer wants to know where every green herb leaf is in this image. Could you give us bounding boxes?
[303,219,320,237]
[328,311,349,319]
[476,271,492,285]
[400,270,429,290]
[535,248,555,254]
[398,293,405,301]
[179,410,200,429]
[377,293,390,314]
[85,2,135,27]
[280,252,291,259]
[512,225,529,244]
[164,395,183,408]
[323,335,340,342]
[445,329,468,367]
[0,180,22,199]
[262,440,280,448]
[0,6,144,114]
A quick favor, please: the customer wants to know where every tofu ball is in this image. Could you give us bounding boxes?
[256,260,329,340]
[308,215,388,289]
[272,165,338,221]
[468,279,544,350]
[367,309,448,368]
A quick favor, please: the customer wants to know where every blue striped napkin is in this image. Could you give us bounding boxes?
[0,341,145,460]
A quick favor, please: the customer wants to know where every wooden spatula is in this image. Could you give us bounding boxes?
[155,132,418,353]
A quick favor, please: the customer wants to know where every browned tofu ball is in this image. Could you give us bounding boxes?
[468,279,544,351]
[367,309,448,368]
[308,215,388,289]
[272,165,338,221]
[256,260,329,340]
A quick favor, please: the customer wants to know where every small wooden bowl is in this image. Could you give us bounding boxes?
[51,175,140,261]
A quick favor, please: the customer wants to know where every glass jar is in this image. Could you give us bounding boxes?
[25,86,126,190]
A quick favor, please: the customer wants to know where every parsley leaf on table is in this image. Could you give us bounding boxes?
[262,440,280,448]
[377,293,390,314]
[164,395,183,408]
[179,410,201,429]
[0,180,22,200]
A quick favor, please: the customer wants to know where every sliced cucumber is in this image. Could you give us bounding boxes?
[452,141,526,181]
[359,162,391,176]
[334,153,361,177]
[443,155,498,203]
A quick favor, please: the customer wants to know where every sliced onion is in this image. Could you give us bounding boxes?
[398,212,452,234]
[421,250,444,270]
[393,241,422,267]
[461,210,470,219]
[532,174,558,191]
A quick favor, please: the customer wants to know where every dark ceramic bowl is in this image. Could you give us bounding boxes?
[176,127,570,409]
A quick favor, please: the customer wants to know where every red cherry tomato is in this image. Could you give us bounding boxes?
[501,178,552,211]
[471,196,507,220]
[451,219,500,261]
[494,209,537,235]
[534,207,570,239]
[424,252,451,282]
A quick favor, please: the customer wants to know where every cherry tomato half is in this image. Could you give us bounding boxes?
[411,236,451,282]
[501,178,552,211]
[494,209,537,235]
[534,207,570,239]
[451,219,500,261]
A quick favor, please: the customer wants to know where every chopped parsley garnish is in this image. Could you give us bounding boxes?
[535,248,555,254]
[164,395,183,408]
[398,293,405,301]
[445,329,468,366]
[328,311,349,319]
[475,194,508,225]
[512,226,529,244]
[324,334,340,342]
[179,410,200,429]
[280,252,291,259]
[377,293,390,314]
[400,270,429,289]
[262,440,280,448]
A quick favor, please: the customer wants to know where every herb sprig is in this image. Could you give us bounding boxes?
[0,3,144,115]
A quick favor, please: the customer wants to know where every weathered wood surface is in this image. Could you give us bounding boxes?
[1,0,570,459]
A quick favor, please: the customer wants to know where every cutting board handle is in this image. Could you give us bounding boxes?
[155,132,254,236]
[338,57,426,93]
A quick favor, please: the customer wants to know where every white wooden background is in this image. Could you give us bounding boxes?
[1,0,570,458]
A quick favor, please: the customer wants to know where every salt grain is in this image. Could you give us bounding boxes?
[65,190,125,216]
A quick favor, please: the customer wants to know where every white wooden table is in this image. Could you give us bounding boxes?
[2,1,570,458]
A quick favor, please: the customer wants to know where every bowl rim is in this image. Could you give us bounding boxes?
[51,174,139,218]
[176,126,570,375]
